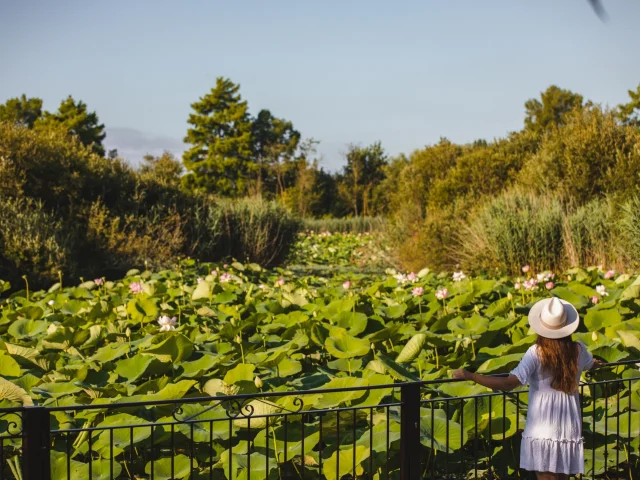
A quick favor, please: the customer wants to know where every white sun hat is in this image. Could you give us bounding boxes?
[528,297,580,339]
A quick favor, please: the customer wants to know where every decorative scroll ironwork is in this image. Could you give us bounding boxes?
[0,411,23,436]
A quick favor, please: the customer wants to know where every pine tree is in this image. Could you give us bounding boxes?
[182,78,253,195]
[0,95,43,128]
[36,96,106,156]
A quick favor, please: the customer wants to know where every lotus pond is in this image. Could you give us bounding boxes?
[0,231,639,478]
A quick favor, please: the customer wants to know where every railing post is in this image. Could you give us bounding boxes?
[400,382,421,480]
[22,406,51,480]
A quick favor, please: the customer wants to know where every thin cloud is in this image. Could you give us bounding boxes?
[104,127,184,166]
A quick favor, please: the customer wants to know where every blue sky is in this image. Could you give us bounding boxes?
[1,1,639,171]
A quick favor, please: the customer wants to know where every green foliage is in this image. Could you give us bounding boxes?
[618,82,640,127]
[35,95,106,156]
[0,196,70,288]
[302,216,385,234]
[457,189,565,274]
[0,94,43,128]
[139,151,184,185]
[619,195,640,267]
[182,77,256,195]
[524,85,584,135]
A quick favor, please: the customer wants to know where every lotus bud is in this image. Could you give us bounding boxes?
[231,318,236,326]
[126,327,131,338]
[507,292,513,300]
[254,376,263,389]
[235,334,242,344]
[592,331,598,342]
[474,305,480,314]
[370,343,375,351]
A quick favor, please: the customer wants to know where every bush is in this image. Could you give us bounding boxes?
[619,195,640,268]
[564,198,617,269]
[457,189,565,274]
[0,196,70,288]
[302,216,385,234]
[216,198,301,266]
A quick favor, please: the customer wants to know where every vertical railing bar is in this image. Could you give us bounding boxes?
[460,398,465,478]
[171,424,176,480]
[130,427,134,480]
[386,407,389,480]
[66,431,71,479]
[502,393,506,479]
[445,399,449,479]
[228,420,232,480]
[604,383,609,475]
[430,402,435,479]
[265,416,269,480]
[369,408,373,480]
[284,416,288,464]
[516,391,520,476]
[336,411,340,480]
[150,425,154,480]
[88,431,93,479]
[191,422,195,477]
[616,385,620,475]
[0,436,4,480]
[592,384,596,480]
[320,413,324,475]
[488,397,493,479]
[628,379,632,479]
[352,409,356,478]
[110,429,114,480]
[474,397,478,479]
[301,413,305,480]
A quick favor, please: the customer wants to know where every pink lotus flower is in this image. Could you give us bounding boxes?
[604,270,615,280]
[523,279,538,291]
[129,282,143,294]
[342,281,351,290]
[220,273,232,283]
[275,277,285,287]
[435,288,449,300]
[157,315,177,332]
[514,282,521,290]
[223,264,229,269]
[211,270,218,277]
[522,265,530,273]
[545,281,554,290]
[407,272,418,281]
[94,278,104,286]
[591,296,599,304]
[412,287,424,297]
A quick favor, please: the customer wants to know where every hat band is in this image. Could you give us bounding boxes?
[539,316,566,330]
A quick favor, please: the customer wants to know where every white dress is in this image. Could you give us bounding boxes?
[509,342,594,474]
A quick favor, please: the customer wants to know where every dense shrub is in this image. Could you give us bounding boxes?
[216,198,301,266]
[619,196,640,269]
[0,196,70,288]
[456,189,566,274]
[0,122,301,286]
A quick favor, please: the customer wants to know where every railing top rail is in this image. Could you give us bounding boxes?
[0,359,636,414]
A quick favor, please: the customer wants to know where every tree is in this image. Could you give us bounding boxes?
[182,78,253,195]
[140,151,184,185]
[524,85,584,135]
[251,109,300,197]
[0,94,43,128]
[36,96,106,156]
[339,142,388,217]
[618,83,640,127]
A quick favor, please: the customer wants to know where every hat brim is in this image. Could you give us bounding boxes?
[528,298,580,339]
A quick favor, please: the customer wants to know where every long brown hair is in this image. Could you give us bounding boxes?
[536,335,580,394]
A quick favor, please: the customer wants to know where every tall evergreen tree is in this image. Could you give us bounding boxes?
[0,94,43,128]
[618,83,640,127]
[182,78,253,195]
[36,96,106,156]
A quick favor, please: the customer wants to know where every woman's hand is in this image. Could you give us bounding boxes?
[591,358,605,370]
[453,369,472,381]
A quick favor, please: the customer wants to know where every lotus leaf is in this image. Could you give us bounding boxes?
[584,308,623,331]
[419,408,467,452]
[0,353,21,377]
[220,450,274,480]
[325,335,370,359]
[0,377,33,405]
[114,355,155,382]
[8,319,47,339]
[141,333,194,363]
[447,315,489,335]
[620,274,640,301]
[51,451,121,480]
[395,333,427,363]
[224,363,256,385]
[145,454,196,480]
[323,445,368,480]
[549,287,588,309]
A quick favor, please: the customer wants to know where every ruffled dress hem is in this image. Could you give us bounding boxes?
[519,436,584,475]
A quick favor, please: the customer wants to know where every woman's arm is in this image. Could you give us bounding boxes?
[590,358,605,370]
[452,369,522,391]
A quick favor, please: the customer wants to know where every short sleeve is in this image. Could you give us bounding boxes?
[578,342,594,372]
[509,346,538,386]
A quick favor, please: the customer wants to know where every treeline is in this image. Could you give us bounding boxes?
[2,81,640,277]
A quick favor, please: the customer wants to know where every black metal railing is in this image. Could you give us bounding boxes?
[0,360,638,479]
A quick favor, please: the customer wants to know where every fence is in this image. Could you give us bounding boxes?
[0,359,638,480]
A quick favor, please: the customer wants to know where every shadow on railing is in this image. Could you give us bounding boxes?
[0,360,638,479]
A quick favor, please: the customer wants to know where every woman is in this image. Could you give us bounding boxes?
[453,297,603,479]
